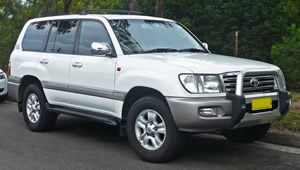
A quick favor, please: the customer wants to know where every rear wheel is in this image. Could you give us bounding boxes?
[22,84,57,132]
[223,123,271,143]
[127,96,184,163]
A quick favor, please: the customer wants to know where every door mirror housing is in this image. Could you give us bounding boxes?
[202,42,208,50]
[91,42,112,56]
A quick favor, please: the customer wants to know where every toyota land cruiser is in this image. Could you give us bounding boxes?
[8,9,292,162]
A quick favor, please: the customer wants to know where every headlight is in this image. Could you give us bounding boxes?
[0,72,5,80]
[179,74,223,93]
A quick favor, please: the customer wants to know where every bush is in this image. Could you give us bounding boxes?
[271,24,300,91]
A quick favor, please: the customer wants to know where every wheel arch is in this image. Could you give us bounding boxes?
[121,86,170,120]
[18,75,44,112]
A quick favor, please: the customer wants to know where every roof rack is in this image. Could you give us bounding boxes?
[79,9,144,15]
[38,13,71,17]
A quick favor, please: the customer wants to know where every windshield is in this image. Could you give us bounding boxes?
[109,19,207,55]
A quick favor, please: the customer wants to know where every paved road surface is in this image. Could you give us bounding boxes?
[1,101,300,169]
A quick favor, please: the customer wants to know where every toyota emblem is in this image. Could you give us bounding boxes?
[250,77,259,87]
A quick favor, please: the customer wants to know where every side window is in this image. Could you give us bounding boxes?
[46,21,58,53]
[78,21,112,55]
[22,21,51,52]
[46,20,78,54]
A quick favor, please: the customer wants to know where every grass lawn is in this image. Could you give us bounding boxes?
[271,92,300,132]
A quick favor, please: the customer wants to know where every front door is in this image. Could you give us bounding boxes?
[69,20,116,116]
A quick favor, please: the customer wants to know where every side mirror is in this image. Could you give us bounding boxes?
[91,42,112,56]
[202,42,208,50]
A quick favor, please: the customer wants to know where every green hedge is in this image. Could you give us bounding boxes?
[271,24,300,91]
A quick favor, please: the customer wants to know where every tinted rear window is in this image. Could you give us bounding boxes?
[22,21,51,52]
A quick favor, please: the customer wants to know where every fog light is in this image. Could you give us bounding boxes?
[199,107,218,117]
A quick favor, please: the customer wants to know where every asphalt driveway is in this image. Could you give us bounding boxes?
[0,101,300,169]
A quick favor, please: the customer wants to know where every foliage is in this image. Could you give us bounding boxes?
[0,0,300,92]
[283,0,300,24]
[272,111,300,132]
[65,0,122,14]
[0,0,34,70]
[292,92,299,102]
[271,24,300,91]
[272,92,300,132]
[164,0,288,63]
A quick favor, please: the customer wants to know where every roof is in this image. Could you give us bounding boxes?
[30,14,174,23]
[101,14,174,22]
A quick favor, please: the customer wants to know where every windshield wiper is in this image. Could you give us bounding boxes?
[144,48,179,53]
[178,48,207,53]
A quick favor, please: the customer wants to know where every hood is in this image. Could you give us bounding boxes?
[130,53,279,74]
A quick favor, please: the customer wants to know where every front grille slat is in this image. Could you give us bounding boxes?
[243,85,274,92]
[223,78,237,82]
[222,73,275,94]
[222,74,238,94]
[243,80,274,87]
[224,83,236,87]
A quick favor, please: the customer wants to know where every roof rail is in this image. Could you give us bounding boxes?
[38,13,71,17]
[79,9,144,15]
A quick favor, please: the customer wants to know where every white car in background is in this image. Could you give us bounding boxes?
[0,69,8,102]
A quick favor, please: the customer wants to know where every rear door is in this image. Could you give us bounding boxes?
[36,20,79,106]
[69,19,117,115]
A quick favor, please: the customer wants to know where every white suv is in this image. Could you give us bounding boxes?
[8,9,291,162]
[0,69,8,102]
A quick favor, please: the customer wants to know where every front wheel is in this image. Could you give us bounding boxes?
[127,96,184,162]
[22,84,57,132]
[222,123,271,143]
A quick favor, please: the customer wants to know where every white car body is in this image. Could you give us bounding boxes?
[7,11,293,162]
[0,69,8,98]
[8,13,291,132]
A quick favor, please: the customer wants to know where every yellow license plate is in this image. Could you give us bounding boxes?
[252,97,272,111]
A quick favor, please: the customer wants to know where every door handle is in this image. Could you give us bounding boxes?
[40,59,49,64]
[72,62,83,68]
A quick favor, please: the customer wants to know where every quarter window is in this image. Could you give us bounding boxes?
[46,20,78,54]
[22,21,51,52]
[78,21,112,55]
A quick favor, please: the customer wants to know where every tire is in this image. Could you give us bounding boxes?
[22,84,57,132]
[127,96,184,163]
[0,93,7,102]
[222,123,271,143]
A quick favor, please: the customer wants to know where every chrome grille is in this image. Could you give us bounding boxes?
[222,73,275,94]
[222,73,237,94]
[243,74,275,94]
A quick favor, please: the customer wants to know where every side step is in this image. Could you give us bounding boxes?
[46,104,120,126]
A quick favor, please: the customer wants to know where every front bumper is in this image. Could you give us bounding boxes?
[0,76,8,96]
[166,90,291,133]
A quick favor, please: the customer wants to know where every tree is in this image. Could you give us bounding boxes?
[0,0,298,92]
[164,0,288,63]
[127,0,165,17]
[128,0,139,11]
[33,0,57,13]
[63,0,72,13]
[283,0,300,24]
[0,0,30,71]
[271,24,300,90]
[155,0,164,17]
